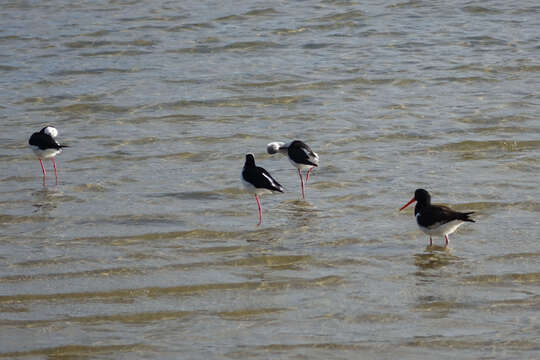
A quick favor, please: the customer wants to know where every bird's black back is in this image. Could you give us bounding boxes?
[28,132,63,150]
[416,203,475,227]
[287,140,318,167]
[242,166,284,192]
[242,154,283,192]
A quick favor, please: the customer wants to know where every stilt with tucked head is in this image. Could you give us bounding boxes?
[29,126,68,186]
[266,140,319,199]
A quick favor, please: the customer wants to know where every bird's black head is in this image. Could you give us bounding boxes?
[244,153,256,168]
[414,188,431,205]
[400,188,431,211]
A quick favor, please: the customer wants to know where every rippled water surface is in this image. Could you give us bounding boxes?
[1,0,539,358]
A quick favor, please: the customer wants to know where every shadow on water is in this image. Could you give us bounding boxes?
[283,199,320,227]
[244,227,283,243]
[413,247,462,272]
[412,249,467,318]
[31,188,64,214]
[242,199,320,242]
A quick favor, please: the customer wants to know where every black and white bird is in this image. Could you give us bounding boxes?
[241,153,284,226]
[267,140,319,199]
[28,126,68,186]
[400,188,475,247]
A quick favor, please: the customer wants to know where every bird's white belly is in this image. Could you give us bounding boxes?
[289,158,314,171]
[31,146,61,159]
[241,178,272,196]
[418,219,465,236]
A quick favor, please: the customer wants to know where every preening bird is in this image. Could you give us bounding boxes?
[267,140,319,199]
[29,126,68,186]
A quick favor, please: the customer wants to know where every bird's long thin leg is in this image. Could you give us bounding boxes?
[298,169,305,199]
[306,168,313,183]
[255,194,262,226]
[445,235,449,247]
[429,236,433,247]
[39,158,46,186]
[51,158,58,185]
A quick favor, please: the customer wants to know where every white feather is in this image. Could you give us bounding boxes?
[288,152,319,171]
[288,158,313,171]
[31,146,62,159]
[262,173,279,189]
[418,219,465,237]
[43,126,58,138]
[266,142,287,155]
[241,177,273,195]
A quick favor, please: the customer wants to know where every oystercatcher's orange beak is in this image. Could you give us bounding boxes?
[399,197,416,211]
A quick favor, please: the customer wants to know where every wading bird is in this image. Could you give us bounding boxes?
[29,126,68,186]
[266,140,319,199]
[241,153,284,226]
[400,188,475,247]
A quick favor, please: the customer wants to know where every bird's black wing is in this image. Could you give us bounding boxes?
[243,166,284,192]
[418,204,475,228]
[288,141,318,167]
[29,132,62,150]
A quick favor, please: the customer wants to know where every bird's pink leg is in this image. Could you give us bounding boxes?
[306,167,313,183]
[39,158,46,186]
[445,235,449,247]
[298,169,305,199]
[255,194,262,226]
[429,236,433,246]
[51,158,58,185]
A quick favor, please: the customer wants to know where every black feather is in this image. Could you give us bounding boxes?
[287,140,318,167]
[28,132,62,150]
[242,154,284,192]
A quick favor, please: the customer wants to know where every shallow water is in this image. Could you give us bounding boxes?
[1,0,539,359]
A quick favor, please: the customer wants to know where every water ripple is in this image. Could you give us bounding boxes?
[0,276,343,303]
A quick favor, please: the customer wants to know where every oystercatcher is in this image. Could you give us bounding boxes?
[28,126,68,186]
[266,140,319,199]
[400,188,475,247]
[241,153,284,226]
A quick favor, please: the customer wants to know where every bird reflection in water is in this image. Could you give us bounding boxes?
[32,188,63,214]
[414,248,461,272]
[412,250,464,317]
[283,198,320,230]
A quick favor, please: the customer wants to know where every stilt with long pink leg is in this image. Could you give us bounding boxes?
[255,194,263,226]
[306,167,313,183]
[29,126,68,186]
[297,169,305,198]
[241,154,283,226]
[267,140,319,199]
[39,158,47,186]
[51,158,58,185]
